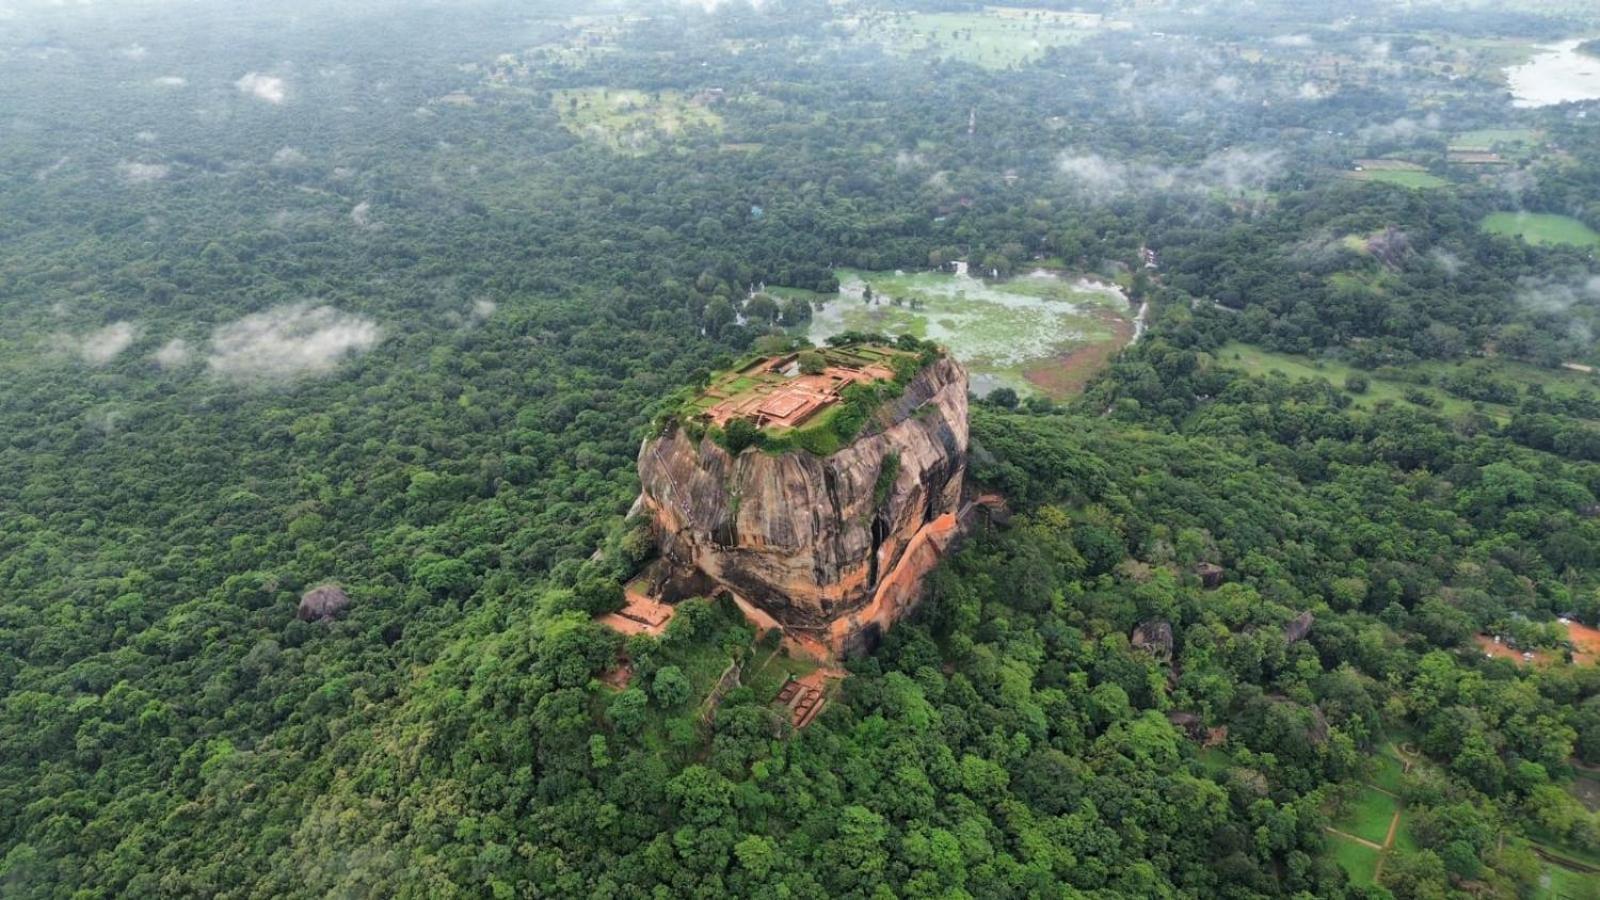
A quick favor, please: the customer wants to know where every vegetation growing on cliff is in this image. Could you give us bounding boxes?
[670,337,943,457]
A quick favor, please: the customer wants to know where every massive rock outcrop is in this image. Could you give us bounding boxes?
[638,355,969,656]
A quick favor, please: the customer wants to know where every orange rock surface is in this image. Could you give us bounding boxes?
[639,354,969,657]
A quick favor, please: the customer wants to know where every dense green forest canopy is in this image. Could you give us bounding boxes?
[3,0,1600,897]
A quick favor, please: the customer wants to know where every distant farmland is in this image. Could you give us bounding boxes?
[1482,212,1600,248]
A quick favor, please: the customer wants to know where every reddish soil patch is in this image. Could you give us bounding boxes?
[597,582,675,637]
[1475,634,1555,666]
[703,359,893,428]
[1475,622,1600,668]
[774,666,846,729]
[1023,308,1135,398]
[727,590,839,663]
[1568,620,1600,665]
[598,661,633,690]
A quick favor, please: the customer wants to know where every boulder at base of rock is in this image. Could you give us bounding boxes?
[298,584,350,621]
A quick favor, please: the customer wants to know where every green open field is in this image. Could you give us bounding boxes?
[1532,835,1600,900]
[1216,342,1600,422]
[1352,169,1450,189]
[850,7,1125,69]
[1452,128,1542,149]
[1216,343,1476,417]
[1196,747,1233,774]
[552,88,721,155]
[1334,785,1399,845]
[1328,835,1381,887]
[1482,212,1600,248]
[807,268,1133,399]
[1537,861,1598,899]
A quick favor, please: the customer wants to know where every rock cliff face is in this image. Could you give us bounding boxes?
[638,355,969,656]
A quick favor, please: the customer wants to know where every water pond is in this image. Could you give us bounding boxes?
[1506,40,1600,108]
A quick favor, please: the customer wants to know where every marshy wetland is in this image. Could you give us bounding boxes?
[804,267,1134,399]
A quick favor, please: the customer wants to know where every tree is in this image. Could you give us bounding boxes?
[721,417,762,454]
[412,555,475,598]
[652,665,692,708]
[608,688,649,733]
[744,293,779,325]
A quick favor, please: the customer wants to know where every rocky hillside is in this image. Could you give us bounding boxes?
[638,354,969,654]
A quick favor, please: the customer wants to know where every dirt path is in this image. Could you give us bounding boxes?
[1532,845,1600,875]
[1363,749,1413,881]
[1326,827,1383,851]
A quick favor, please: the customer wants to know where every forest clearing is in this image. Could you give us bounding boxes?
[1482,212,1600,248]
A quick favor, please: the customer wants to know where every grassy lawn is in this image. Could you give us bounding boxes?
[1482,212,1600,248]
[552,88,721,154]
[1328,834,1381,887]
[808,268,1132,399]
[744,649,817,702]
[1392,814,1420,853]
[1537,860,1599,900]
[1370,751,1408,795]
[1333,785,1399,845]
[1356,169,1450,189]
[852,7,1124,69]
[1197,747,1233,774]
[1451,128,1541,149]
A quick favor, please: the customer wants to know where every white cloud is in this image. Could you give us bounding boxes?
[1196,148,1282,195]
[1057,147,1281,203]
[117,161,169,183]
[1357,37,1391,63]
[58,322,139,365]
[893,149,925,171]
[1516,274,1600,315]
[119,43,148,60]
[236,72,286,105]
[271,146,307,167]
[1358,113,1442,146]
[1211,75,1241,99]
[206,304,381,381]
[680,0,769,10]
[35,155,68,181]
[152,75,187,88]
[1271,34,1315,48]
[349,201,372,228]
[471,298,497,321]
[153,338,193,368]
[1298,82,1329,101]
[1429,249,1463,276]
